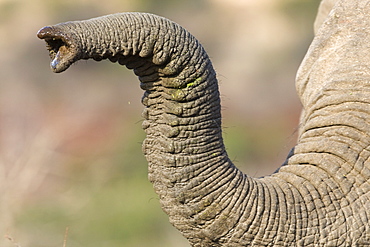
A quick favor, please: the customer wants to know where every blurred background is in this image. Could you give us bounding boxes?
[0,0,320,246]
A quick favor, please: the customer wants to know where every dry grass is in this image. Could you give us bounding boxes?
[0,129,60,246]
[4,227,70,247]
[5,234,21,247]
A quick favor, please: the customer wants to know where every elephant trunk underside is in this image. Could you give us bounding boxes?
[37,9,370,246]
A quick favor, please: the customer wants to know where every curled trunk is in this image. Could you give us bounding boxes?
[37,2,370,246]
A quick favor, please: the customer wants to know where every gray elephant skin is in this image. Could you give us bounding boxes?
[37,0,370,246]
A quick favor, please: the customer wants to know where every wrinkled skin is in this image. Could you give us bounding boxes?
[37,1,370,246]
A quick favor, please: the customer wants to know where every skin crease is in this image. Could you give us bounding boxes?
[37,1,370,246]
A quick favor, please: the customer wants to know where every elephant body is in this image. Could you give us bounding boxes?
[37,1,370,246]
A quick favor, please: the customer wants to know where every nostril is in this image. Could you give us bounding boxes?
[37,26,79,73]
[46,38,66,54]
[37,27,68,55]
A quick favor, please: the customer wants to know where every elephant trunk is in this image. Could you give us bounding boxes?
[37,8,370,246]
[37,13,256,245]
